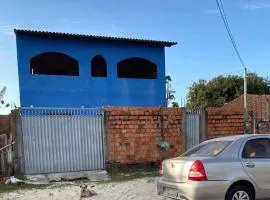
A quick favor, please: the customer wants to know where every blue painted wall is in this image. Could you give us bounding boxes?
[16,34,167,108]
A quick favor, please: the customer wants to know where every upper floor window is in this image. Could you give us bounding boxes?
[91,55,107,77]
[30,52,79,76]
[117,57,157,79]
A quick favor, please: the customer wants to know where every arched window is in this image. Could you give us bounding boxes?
[30,52,79,76]
[117,57,157,79]
[91,55,107,77]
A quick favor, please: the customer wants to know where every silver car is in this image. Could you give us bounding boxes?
[157,134,270,200]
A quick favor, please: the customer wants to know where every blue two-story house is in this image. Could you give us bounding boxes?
[15,29,176,108]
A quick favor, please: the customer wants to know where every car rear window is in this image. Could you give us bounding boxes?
[182,141,232,157]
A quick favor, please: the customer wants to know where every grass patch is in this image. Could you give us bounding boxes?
[0,183,49,194]
[102,169,159,183]
[104,162,159,183]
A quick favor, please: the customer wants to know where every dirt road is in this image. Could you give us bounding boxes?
[0,177,163,200]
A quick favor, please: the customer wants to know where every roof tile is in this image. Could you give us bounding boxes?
[14,29,177,47]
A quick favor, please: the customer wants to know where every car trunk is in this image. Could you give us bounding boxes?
[162,140,232,183]
[162,157,211,183]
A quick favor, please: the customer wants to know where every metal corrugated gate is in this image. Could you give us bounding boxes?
[184,109,206,151]
[17,108,105,174]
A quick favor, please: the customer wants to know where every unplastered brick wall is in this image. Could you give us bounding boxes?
[106,107,183,164]
[207,108,244,139]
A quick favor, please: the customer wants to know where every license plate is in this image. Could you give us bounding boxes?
[164,188,180,199]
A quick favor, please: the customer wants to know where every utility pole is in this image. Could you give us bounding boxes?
[244,67,248,134]
[215,0,249,133]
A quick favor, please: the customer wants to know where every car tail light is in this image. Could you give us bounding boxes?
[159,161,164,176]
[188,160,208,181]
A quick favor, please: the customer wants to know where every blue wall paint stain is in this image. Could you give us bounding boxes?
[16,34,168,108]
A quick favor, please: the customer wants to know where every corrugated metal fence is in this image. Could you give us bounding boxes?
[16,107,105,174]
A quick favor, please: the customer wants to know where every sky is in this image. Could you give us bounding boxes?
[1,0,270,113]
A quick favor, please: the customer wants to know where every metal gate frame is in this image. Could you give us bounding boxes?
[13,107,106,175]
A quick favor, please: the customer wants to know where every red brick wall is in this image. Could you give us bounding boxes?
[207,108,244,139]
[106,107,183,164]
[0,115,10,135]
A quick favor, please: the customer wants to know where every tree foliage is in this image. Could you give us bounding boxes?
[165,75,172,83]
[171,102,179,108]
[0,87,10,109]
[166,75,179,107]
[187,73,270,108]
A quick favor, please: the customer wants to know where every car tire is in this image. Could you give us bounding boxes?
[226,185,254,200]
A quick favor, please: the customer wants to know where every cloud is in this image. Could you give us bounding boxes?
[240,3,270,10]
[204,9,219,14]
[0,23,16,36]
[6,31,14,36]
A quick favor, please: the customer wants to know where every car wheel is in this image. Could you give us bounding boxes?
[226,185,254,200]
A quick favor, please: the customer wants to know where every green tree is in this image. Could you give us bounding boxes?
[166,75,179,107]
[171,102,179,108]
[165,75,172,83]
[0,87,10,109]
[247,73,270,94]
[187,79,207,108]
[187,73,270,108]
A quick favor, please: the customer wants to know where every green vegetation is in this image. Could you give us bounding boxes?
[187,73,270,108]
[0,87,10,109]
[166,75,179,107]
[107,170,158,183]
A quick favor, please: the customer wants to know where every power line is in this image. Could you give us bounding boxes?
[216,0,245,67]
[217,0,238,54]
[216,0,249,134]
[215,0,246,68]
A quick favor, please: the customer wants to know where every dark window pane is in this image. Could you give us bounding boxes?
[117,57,157,79]
[91,55,107,77]
[30,52,79,76]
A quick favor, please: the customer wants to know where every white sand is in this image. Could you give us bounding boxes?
[0,177,163,200]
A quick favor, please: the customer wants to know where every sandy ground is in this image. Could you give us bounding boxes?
[0,177,163,200]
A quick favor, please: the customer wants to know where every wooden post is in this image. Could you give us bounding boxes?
[0,134,7,176]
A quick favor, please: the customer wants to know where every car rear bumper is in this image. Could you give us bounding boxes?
[157,177,230,200]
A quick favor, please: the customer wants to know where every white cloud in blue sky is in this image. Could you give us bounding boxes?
[240,3,270,10]
[203,9,219,14]
[0,23,16,36]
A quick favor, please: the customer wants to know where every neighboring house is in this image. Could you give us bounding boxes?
[222,94,270,120]
[14,29,176,108]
